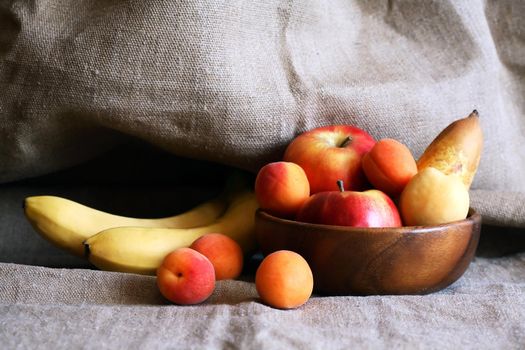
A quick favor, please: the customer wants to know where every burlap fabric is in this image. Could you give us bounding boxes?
[0,255,524,349]
[1,0,525,227]
[1,0,524,348]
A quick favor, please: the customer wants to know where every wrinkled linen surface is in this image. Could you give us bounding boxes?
[0,255,524,349]
[1,0,525,348]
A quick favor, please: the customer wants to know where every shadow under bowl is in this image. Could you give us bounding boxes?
[255,209,481,296]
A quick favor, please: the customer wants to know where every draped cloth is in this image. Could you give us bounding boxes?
[1,1,524,348]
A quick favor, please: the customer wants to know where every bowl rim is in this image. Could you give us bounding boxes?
[256,207,481,234]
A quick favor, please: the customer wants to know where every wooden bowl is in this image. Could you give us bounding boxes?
[255,209,481,296]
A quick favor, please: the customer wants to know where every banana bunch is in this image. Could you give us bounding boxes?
[24,177,258,275]
[85,191,258,275]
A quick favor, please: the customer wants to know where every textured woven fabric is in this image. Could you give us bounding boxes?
[1,256,524,349]
[1,0,524,226]
[1,1,525,348]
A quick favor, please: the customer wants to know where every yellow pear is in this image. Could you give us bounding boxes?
[417,110,483,189]
[400,167,469,226]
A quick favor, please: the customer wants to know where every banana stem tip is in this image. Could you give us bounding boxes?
[84,243,91,258]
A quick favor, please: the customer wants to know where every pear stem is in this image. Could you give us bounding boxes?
[339,136,352,147]
[337,180,345,192]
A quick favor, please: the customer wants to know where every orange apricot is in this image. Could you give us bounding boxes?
[156,248,215,305]
[255,250,313,309]
[255,162,310,218]
[190,233,244,280]
[362,138,417,197]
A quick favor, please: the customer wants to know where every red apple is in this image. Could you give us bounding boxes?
[296,180,402,227]
[283,125,376,194]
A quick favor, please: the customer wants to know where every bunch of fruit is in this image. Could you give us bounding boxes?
[24,183,315,308]
[157,238,314,308]
[25,188,258,272]
[24,166,315,309]
[250,111,482,308]
[24,175,268,305]
[23,110,482,309]
[255,110,483,227]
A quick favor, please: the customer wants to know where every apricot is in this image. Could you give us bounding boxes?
[255,161,310,218]
[255,250,313,309]
[362,138,417,197]
[190,233,244,280]
[156,248,215,305]
[399,167,470,226]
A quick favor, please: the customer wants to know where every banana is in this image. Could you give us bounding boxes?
[84,191,258,275]
[24,194,227,257]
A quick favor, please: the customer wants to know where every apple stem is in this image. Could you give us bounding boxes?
[337,180,345,192]
[339,136,352,148]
